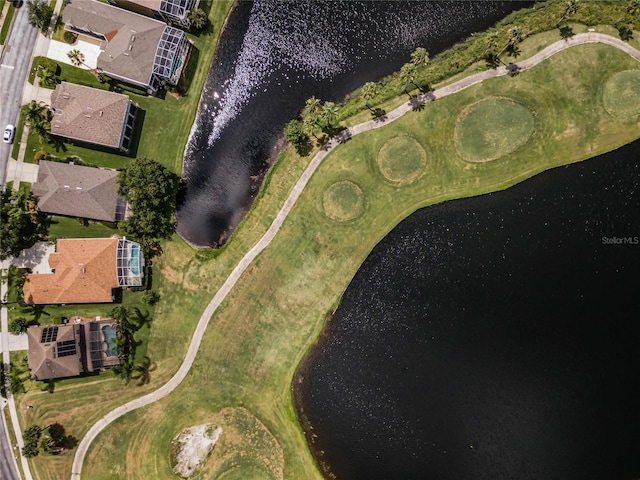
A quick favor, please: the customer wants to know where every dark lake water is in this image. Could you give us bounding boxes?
[294,141,640,480]
[178,1,529,247]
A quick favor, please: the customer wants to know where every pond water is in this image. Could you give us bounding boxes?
[178,1,529,247]
[294,141,640,479]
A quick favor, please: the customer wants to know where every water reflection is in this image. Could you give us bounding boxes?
[178,1,526,246]
[295,142,640,479]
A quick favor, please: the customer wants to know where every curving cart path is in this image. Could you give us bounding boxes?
[71,33,640,479]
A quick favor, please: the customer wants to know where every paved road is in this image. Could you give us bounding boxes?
[0,403,20,480]
[71,33,640,479]
[0,2,39,188]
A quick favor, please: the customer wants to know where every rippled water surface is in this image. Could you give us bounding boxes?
[179,1,527,246]
[295,142,640,479]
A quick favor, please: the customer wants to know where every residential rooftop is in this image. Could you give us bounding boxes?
[50,82,136,151]
[31,160,126,222]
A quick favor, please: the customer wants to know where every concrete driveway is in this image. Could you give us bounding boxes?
[46,37,102,70]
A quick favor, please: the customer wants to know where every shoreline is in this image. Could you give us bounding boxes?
[71,29,640,479]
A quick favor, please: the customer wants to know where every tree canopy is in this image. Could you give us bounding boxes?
[26,0,54,33]
[9,317,32,335]
[117,158,180,248]
[189,8,209,32]
[0,186,48,260]
[283,119,310,154]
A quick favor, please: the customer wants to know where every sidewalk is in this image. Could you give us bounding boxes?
[0,4,65,479]
[4,0,66,191]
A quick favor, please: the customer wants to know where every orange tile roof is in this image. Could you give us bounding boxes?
[23,238,119,304]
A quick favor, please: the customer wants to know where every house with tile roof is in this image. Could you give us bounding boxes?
[50,82,137,152]
[23,238,144,305]
[27,317,121,380]
[108,0,201,29]
[63,0,192,95]
[32,160,127,222]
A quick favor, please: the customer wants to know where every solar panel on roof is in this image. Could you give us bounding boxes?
[40,326,59,343]
[56,339,77,357]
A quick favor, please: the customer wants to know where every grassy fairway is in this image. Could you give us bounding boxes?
[55,41,640,480]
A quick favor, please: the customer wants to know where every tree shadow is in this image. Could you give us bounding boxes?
[409,97,426,111]
[371,107,386,118]
[338,130,352,144]
[62,435,78,450]
[559,25,575,40]
[321,124,346,138]
[506,63,521,77]
[125,107,145,158]
[294,139,313,157]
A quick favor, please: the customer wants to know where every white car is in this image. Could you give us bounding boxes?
[3,124,15,144]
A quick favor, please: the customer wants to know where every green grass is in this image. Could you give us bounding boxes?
[454,97,535,162]
[0,2,15,44]
[1,407,24,479]
[46,215,121,241]
[322,180,365,223]
[16,4,640,479]
[22,0,235,175]
[75,41,640,480]
[602,69,640,118]
[10,104,27,160]
[339,1,637,125]
[376,134,428,184]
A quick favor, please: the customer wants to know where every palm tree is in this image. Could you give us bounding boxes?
[302,115,320,140]
[38,66,56,88]
[320,101,340,127]
[556,0,580,27]
[111,305,136,338]
[410,47,430,66]
[25,100,46,126]
[399,63,417,96]
[303,96,321,118]
[25,100,52,142]
[67,49,86,68]
[483,51,503,69]
[494,26,523,61]
[361,81,379,111]
[131,307,150,327]
[130,356,157,386]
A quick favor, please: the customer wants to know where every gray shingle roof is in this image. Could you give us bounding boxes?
[50,82,131,149]
[32,161,125,222]
[63,0,166,86]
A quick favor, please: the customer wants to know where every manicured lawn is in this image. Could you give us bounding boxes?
[23,0,234,175]
[0,1,15,44]
[74,41,640,480]
[454,97,535,162]
[16,3,640,479]
[47,215,121,241]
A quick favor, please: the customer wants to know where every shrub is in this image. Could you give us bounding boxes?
[63,31,76,44]
[38,57,59,76]
[9,317,31,335]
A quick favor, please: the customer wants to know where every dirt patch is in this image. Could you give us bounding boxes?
[171,424,223,478]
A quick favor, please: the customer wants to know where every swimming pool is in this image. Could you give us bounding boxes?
[102,325,119,357]
[130,244,141,275]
